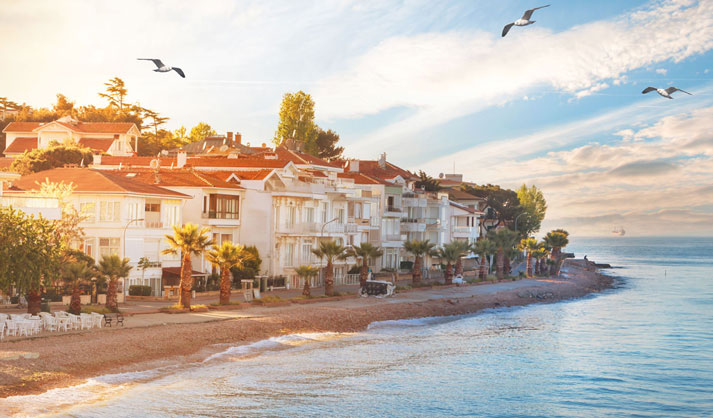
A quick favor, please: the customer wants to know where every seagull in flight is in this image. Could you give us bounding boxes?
[137,58,185,78]
[502,5,550,37]
[641,86,692,99]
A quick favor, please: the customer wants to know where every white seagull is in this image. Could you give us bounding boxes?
[137,58,185,78]
[641,86,692,99]
[502,5,550,37]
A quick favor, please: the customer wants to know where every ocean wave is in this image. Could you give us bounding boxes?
[202,332,341,362]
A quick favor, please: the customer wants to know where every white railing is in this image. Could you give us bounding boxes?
[277,222,320,234]
[452,226,473,234]
[335,274,361,286]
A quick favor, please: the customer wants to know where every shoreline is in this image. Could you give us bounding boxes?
[0,259,613,399]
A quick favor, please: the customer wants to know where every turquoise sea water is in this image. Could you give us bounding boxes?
[3,237,713,417]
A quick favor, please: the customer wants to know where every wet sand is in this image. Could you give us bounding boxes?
[0,259,612,398]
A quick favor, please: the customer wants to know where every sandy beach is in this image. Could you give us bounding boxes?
[0,259,612,399]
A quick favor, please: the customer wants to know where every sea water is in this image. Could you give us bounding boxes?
[2,237,712,417]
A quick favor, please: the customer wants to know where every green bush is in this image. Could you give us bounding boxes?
[128,285,152,296]
[348,265,361,274]
[400,261,414,270]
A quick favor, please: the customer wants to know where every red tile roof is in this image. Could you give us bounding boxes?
[447,189,484,201]
[2,122,42,132]
[352,160,417,182]
[273,147,342,168]
[3,121,137,134]
[227,169,275,181]
[78,138,114,152]
[3,137,38,154]
[185,157,291,169]
[113,169,243,189]
[5,168,189,197]
[337,171,383,185]
[0,157,15,169]
[98,156,178,167]
[304,169,327,178]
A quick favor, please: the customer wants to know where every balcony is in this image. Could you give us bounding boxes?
[400,221,426,232]
[403,197,427,208]
[384,206,406,218]
[276,222,320,235]
[201,211,241,226]
[383,233,405,242]
[452,225,474,237]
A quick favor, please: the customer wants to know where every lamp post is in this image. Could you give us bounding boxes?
[514,213,529,233]
[122,218,144,295]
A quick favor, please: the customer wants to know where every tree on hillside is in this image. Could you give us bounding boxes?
[188,122,217,143]
[98,77,128,113]
[415,170,442,192]
[516,184,547,236]
[315,128,344,161]
[10,142,94,175]
[53,94,77,118]
[274,91,318,154]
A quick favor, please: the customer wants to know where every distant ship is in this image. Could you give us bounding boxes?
[612,227,626,236]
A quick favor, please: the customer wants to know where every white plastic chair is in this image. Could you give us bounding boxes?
[5,320,17,337]
[80,314,93,329]
[41,315,58,332]
[90,312,103,328]
[0,321,5,340]
[67,314,80,330]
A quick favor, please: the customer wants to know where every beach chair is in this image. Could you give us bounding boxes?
[103,314,113,327]
[0,321,5,340]
[116,313,125,326]
[79,314,93,329]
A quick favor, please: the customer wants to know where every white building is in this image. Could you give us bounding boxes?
[2,116,140,157]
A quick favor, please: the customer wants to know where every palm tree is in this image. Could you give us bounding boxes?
[347,243,383,287]
[206,241,254,305]
[518,237,541,278]
[473,238,497,280]
[311,240,348,297]
[544,230,569,275]
[488,229,519,280]
[437,243,461,285]
[403,239,436,285]
[531,247,550,276]
[137,256,151,283]
[296,265,320,297]
[62,261,94,315]
[162,223,213,309]
[453,240,473,277]
[97,254,132,311]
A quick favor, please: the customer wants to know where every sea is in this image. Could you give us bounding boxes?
[2,236,712,417]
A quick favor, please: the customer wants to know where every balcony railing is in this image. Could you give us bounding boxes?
[384,233,403,241]
[277,222,321,234]
[201,211,239,220]
[145,221,164,229]
[386,206,402,212]
[452,226,473,234]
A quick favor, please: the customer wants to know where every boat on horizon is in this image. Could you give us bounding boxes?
[612,227,626,236]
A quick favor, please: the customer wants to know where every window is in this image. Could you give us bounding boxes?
[284,243,294,267]
[83,238,95,258]
[320,202,328,223]
[145,203,160,212]
[127,202,141,221]
[363,203,371,219]
[99,237,120,257]
[304,207,314,223]
[99,202,120,222]
[301,242,313,264]
[335,208,345,223]
[80,202,95,223]
[207,194,240,219]
[286,206,296,227]
[164,204,179,227]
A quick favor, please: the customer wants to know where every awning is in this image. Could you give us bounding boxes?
[161,267,208,286]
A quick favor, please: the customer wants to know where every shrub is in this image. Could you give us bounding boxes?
[128,285,152,296]
[348,265,361,274]
[400,261,414,271]
[81,306,112,314]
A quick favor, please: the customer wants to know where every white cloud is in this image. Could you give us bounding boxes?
[655,68,668,75]
[317,0,713,152]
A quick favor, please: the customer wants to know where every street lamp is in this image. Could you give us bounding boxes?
[122,218,144,295]
[514,213,529,233]
[321,217,339,237]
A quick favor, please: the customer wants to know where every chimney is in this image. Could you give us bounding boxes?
[92,153,102,165]
[177,149,187,168]
[262,143,266,148]
[378,152,387,169]
[235,132,242,146]
[227,132,234,146]
[349,159,360,172]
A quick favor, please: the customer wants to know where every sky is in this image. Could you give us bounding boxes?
[2,0,713,237]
